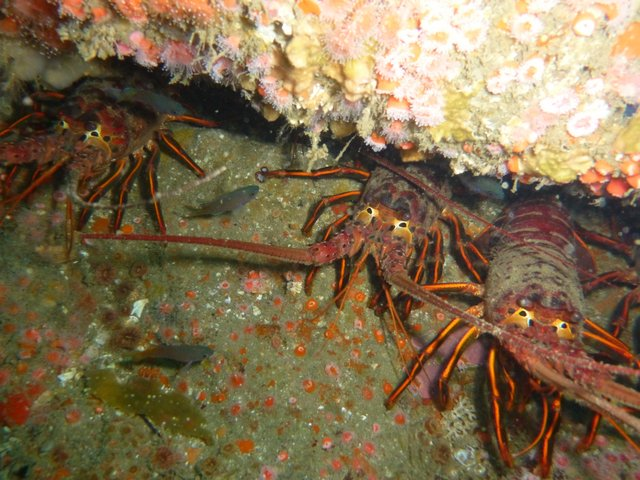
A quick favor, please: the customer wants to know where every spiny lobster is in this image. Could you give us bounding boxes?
[80,153,640,476]
[0,78,218,233]
[383,190,640,477]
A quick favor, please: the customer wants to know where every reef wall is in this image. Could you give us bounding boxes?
[2,0,639,198]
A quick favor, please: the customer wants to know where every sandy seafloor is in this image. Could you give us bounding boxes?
[0,96,639,479]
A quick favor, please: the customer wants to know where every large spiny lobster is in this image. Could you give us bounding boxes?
[80,154,640,476]
[0,79,218,233]
[84,157,477,363]
[383,189,640,476]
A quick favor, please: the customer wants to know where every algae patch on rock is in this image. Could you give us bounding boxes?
[86,369,212,444]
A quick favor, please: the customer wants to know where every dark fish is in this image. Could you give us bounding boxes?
[458,173,506,201]
[185,185,259,218]
[128,344,214,365]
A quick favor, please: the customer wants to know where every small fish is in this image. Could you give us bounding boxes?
[185,185,259,218]
[127,344,214,366]
[457,173,506,201]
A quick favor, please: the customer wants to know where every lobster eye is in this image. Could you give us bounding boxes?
[354,205,379,226]
[551,319,575,340]
[391,218,412,243]
[571,312,582,323]
[504,307,534,329]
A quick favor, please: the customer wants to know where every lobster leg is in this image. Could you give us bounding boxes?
[582,318,639,366]
[0,160,66,225]
[487,343,515,467]
[612,287,640,336]
[576,312,640,450]
[302,190,361,236]
[582,269,638,292]
[435,325,479,409]
[113,153,144,232]
[164,114,220,129]
[385,316,466,409]
[441,209,488,282]
[0,112,45,137]
[255,165,369,294]
[76,158,128,230]
[538,394,562,478]
[157,130,206,178]
[385,304,484,409]
[258,165,371,182]
[143,144,166,234]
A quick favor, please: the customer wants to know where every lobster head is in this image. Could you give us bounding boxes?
[496,292,583,343]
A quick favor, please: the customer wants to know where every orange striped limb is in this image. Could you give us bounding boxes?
[0,112,45,137]
[441,209,488,282]
[394,225,446,320]
[421,281,484,297]
[582,269,637,293]
[259,165,371,182]
[577,312,639,452]
[611,286,640,337]
[164,114,220,129]
[76,158,128,230]
[428,225,445,284]
[487,344,515,467]
[113,152,145,232]
[301,190,361,236]
[578,408,640,453]
[378,273,420,364]
[157,130,206,178]
[537,394,562,478]
[574,225,634,258]
[514,383,550,458]
[0,160,66,225]
[434,325,479,409]
[582,318,639,367]
[384,304,483,409]
[143,144,166,234]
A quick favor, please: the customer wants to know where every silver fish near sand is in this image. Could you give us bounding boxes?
[128,344,214,365]
[185,185,259,218]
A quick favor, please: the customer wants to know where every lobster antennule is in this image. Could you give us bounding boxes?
[81,232,320,265]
